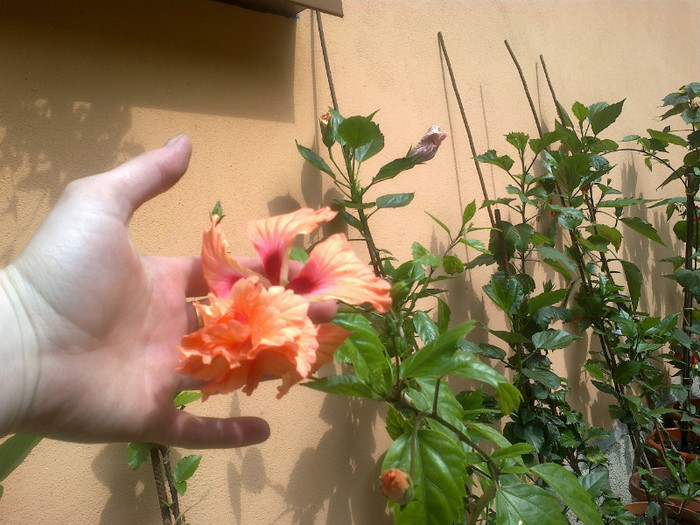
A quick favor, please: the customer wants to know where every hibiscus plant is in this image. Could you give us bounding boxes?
[296,111,604,525]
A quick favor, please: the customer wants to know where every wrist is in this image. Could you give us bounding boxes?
[0,265,40,437]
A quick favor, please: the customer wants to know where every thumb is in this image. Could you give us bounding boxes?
[152,410,270,449]
[102,134,193,223]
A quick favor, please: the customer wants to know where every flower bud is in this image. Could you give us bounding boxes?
[381,468,413,505]
[409,125,447,163]
[319,112,331,133]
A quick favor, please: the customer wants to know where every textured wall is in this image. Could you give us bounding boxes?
[1,0,698,523]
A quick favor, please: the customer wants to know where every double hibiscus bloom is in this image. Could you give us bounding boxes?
[177,207,392,398]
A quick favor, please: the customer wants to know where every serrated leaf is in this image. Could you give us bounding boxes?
[476,150,514,171]
[494,382,522,415]
[383,430,467,525]
[304,374,383,400]
[337,116,381,150]
[401,321,475,379]
[412,242,441,267]
[376,193,415,209]
[496,483,567,525]
[528,289,567,314]
[620,217,666,246]
[173,480,187,496]
[385,406,412,440]
[490,443,535,460]
[333,314,393,396]
[588,99,625,135]
[173,455,202,483]
[586,224,621,250]
[531,329,581,350]
[413,311,439,345]
[442,255,464,275]
[521,368,561,389]
[531,463,604,525]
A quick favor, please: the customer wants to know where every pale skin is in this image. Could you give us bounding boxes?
[0,135,332,448]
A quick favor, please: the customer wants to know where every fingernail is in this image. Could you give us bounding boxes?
[165,134,183,147]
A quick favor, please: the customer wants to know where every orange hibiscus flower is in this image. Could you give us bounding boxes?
[178,207,391,398]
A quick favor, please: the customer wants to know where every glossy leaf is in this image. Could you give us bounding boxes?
[337,116,381,150]
[173,455,202,483]
[413,311,439,345]
[528,289,567,313]
[173,391,202,407]
[304,374,383,400]
[495,483,566,525]
[620,217,666,246]
[373,156,420,183]
[588,99,625,135]
[296,142,334,176]
[531,329,581,350]
[531,463,603,525]
[333,314,393,396]
[376,193,415,209]
[476,150,515,171]
[401,321,475,379]
[383,430,467,525]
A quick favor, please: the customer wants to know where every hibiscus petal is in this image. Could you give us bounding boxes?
[288,233,392,313]
[202,216,264,297]
[246,207,337,285]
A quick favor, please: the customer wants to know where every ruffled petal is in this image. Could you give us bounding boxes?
[202,216,264,297]
[288,233,392,313]
[246,207,337,285]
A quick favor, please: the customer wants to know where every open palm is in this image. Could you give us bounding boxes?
[4,136,269,448]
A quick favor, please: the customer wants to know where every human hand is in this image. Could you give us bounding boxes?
[0,135,271,448]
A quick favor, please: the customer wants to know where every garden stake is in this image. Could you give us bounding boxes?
[504,40,543,139]
[150,447,174,525]
[315,10,384,277]
[437,31,495,227]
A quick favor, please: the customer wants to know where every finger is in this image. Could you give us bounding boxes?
[154,411,270,449]
[308,300,337,324]
[105,135,193,223]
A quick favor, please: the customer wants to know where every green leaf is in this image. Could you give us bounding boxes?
[531,463,604,525]
[401,322,475,379]
[490,443,535,461]
[173,455,202,483]
[354,129,385,162]
[413,311,439,345]
[586,224,622,250]
[572,101,590,123]
[442,255,464,275]
[452,344,510,389]
[621,260,642,309]
[462,201,477,225]
[672,269,700,302]
[373,156,420,183]
[496,483,567,525]
[598,197,652,207]
[588,99,625,135]
[620,217,666,246]
[386,406,412,440]
[0,434,42,481]
[333,314,393,396]
[476,150,514,171]
[425,211,451,235]
[126,442,155,471]
[408,378,467,437]
[494,383,522,415]
[337,116,381,151]
[686,458,700,483]
[304,374,383,400]
[613,361,642,385]
[376,192,415,209]
[412,242,441,267]
[173,391,202,407]
[579,467,609,499]
[528,289,567,314]
[383,430,467,525]
[289,246,309,263]
[531,329,581,350]
[521,368,561,389]
[296,142,334,175]
[173,480,187,496]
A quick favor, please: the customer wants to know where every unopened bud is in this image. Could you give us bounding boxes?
[319,112,331,133]
[381,468,413,505]
[409,125,447,163]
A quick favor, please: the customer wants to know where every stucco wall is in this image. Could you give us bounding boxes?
[1,1,698,523]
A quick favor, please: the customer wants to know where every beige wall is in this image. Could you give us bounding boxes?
[1,0,698,523]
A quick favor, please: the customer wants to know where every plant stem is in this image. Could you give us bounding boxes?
[150,448,173,525]
[160,446,181,524]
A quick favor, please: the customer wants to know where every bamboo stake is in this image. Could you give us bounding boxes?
[437,31,495,227]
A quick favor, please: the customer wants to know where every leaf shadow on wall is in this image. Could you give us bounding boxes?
[0,0,296,261]
[91,444,163,525]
